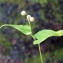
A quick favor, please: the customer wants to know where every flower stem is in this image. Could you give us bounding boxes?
[38,44,43,63]
[28,20,35,39]
[28,20,43,63]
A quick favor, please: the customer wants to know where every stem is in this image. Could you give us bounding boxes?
[28,20,35,40]
[38,44,43,63]
[28,20,43,63]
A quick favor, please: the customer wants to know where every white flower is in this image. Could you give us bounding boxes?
[30,17,34,22]
[21,10,26,16]
[27,15,31,20]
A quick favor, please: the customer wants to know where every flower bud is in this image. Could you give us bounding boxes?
[30,17,34,22]
[27,15,31,20]
[21,10,26,16]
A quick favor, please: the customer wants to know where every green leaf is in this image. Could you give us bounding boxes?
[33,30,63,45]
[33,30,55,44]
[55,30,63,36]
[0,24,31,35]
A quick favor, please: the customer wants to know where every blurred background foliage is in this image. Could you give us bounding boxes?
[0,0,63,63]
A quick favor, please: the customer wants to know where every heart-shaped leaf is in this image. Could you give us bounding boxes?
[0,24,31,35]
[33,30,63,45]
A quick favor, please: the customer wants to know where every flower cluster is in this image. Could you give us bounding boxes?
[21,10,34,22]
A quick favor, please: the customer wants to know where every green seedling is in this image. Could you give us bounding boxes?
[0,11,63,63]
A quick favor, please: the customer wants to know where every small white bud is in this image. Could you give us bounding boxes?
[30,17,34,22]
[21,10,26,16]
[27,15,31,20]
